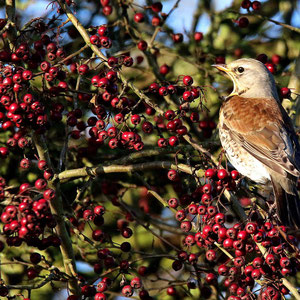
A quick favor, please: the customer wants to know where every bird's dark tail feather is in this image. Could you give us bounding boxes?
[271,178,300,229]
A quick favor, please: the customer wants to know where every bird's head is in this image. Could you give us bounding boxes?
[213,58,279,100]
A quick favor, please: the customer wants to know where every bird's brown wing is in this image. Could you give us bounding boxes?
[221,96,300,178]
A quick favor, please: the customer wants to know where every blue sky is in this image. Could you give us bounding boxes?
[1,0,299,39]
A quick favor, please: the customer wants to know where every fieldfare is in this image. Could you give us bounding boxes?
[213,58,300,228]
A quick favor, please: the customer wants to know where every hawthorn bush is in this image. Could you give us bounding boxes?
[0,0,299,299]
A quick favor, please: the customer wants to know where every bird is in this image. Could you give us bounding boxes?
[213,58,300,228]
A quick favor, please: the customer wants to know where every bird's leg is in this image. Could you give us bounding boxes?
[265,188,277,218]
[217,148,226,168]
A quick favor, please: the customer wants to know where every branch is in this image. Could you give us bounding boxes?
[32,133,79,296]
[5,0,17,50]
[5,0,15,23]
[6,273,55,290]
[57,161,193,181]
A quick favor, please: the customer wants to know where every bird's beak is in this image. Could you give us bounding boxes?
[212,64,231,74]
[212,64,239,98]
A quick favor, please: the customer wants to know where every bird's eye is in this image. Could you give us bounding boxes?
[237,67,244,73]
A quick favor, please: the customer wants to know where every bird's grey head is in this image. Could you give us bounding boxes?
[213,58,279,100]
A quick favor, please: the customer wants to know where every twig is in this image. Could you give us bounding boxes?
[120,201,182,252]
[255,13,300,34]
[149,0,181,47]
[6,273,56,290]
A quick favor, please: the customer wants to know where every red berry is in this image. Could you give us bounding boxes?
[142,121,153,133]
[27,267,38,279]
[188,203,198,215]
[98,25,108,36]
[205,273,216,284]
[168,198,179,208]
[149,82,159,93]
[237,17,249,28]
[0,286,8,297]
[108,138,117,149]
[168,136,179,147]
[215,213,225,224]
[245,222,257,234]
[152,16,161,26]
[182,91,194,102]
[122,285,133,297]
[251,268,261,280]
[137,40,147,51]
[194,32,203,42]
[217,169,228,180]
[280,87,291,98]
[164,110,176,120]
[223,238,233,248]
[157,138,168,148]
[183,75,193,86]
[138,266,148,276]
[271,54,281,65]
[130,277,142,289]
[95,293,106,300]
[252,257,263,268]
[206,249,216,261]
[107,56,118,67]
[78,64,89,75]
[231,170,239,180]
[90,35,100,45]
[168,169,179,181]
[172,33,183,43]
[265,63,276,74]
[159,64,170,75]
[241,0,251,9]
[131,114,141,125]
[256,53,268,63]
[159,86,168,96]
[181,220,192,232]
[252,1,261,10]
[151,2,163,12]
[280,257,290,268]
[218,264,228,276]
[190,112,199,122]
[134,12,144,23]
[35,178,47,190]
[215,56,225,64]
[266,254,276,265]
[167,287,177,296]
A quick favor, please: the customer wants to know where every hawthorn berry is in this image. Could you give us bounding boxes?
[194,32,203,42]
[134,13,144,23]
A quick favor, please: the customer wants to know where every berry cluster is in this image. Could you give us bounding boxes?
[166,167,300,299]
[0,176,59,269]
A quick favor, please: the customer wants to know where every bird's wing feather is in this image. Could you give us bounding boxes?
[221,96,300,177]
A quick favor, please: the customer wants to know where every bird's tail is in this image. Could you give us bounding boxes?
[271,178,300,229]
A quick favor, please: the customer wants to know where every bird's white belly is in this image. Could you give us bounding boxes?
[220,131,270,184]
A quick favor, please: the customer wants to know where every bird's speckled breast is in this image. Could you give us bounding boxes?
[219,109,270,184]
